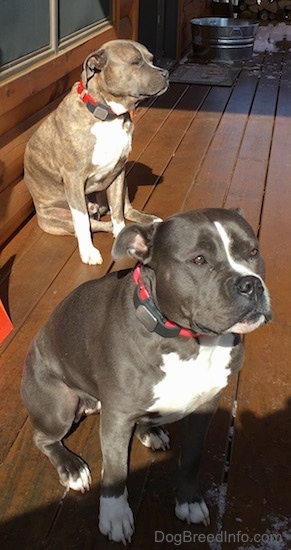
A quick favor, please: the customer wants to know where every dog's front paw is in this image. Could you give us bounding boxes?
[79,245,103,265]
[136,426,170,451]
[175,499,210,527]
[99,491,134,545]
[58,457,91,493]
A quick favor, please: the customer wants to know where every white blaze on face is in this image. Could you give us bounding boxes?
[213,221,262,279]
[213,220,271,332]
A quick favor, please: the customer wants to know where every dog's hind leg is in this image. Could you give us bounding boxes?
[87,191,109,219]
[135,424,170,451]
[123,182,162,225]
[21,357,91,492]
[33,426,92,493]
[37,205,113,236]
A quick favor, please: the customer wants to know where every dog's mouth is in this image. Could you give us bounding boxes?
[133,83,169,101]
[155,81,169,96]
[133,73,169,100]
[226,307,272,334]
[226,313,269,334]
[194,310,272,336]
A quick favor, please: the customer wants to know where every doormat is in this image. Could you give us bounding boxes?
[170,63,241,87]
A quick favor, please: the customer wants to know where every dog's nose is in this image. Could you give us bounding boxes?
[161,68,169,78]
[236,275,264,300]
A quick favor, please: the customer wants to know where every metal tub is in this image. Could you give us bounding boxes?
[191,17,259,62]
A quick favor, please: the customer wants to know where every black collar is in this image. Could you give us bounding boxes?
[77,81,128,121]
[133,265,201,339]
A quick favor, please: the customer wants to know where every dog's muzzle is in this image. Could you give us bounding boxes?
[227,275,272,334]
[236,275,264,301]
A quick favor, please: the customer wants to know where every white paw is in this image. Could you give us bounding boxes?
[175,499,210,527]
[112,219,125,238]
[139,427,170,451]
[63,464,92,493]
[99,491,135,545]
[80,245,103,265]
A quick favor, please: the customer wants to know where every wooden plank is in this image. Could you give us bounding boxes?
[0,93,68,246]
[258,48,291,325]
[0,71,77,137]
[143,85,233,218]
[0,86,68,182]
[128,83,190,164]
[0,180,34,248]
[127,84,212,212]
[184,68,260,211]
[0,420,66,548]
[225,53,281,229]
[221,46,291,547]
[222,324,291,546]
[0,217,43,278]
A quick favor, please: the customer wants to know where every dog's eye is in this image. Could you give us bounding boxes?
[193,255,207,265]
[131,58,142,66]
[250,248,259,258]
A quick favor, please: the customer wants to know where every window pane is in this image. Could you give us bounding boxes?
[0,0,50,67]
[59,0,111,40]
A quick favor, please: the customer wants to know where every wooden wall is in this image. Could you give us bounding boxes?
[0,0,138,249]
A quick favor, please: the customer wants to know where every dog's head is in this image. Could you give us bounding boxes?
[81,40,169,112]
[113,208,272,336]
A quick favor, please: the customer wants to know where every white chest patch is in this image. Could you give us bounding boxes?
[90,119,132,177]
[148,334,234,422]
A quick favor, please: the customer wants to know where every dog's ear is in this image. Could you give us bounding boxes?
[229,206,244,217]
[112,223,160,264]
[83,49,107,83]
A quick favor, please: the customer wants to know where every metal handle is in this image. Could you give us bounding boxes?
[230,27,243,37]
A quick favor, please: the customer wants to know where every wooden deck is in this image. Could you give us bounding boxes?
[1,30,291,550]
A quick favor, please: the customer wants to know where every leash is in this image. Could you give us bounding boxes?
[77,81,133,121]
[133,264,201,339]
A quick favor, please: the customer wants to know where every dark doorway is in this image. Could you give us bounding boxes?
[138,0,179,67]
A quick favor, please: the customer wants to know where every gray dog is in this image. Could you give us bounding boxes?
[21,208,272,545]
[24,40,169,265]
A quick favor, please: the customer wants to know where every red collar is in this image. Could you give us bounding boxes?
[133,265,201,339]
[77,81,125,121]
